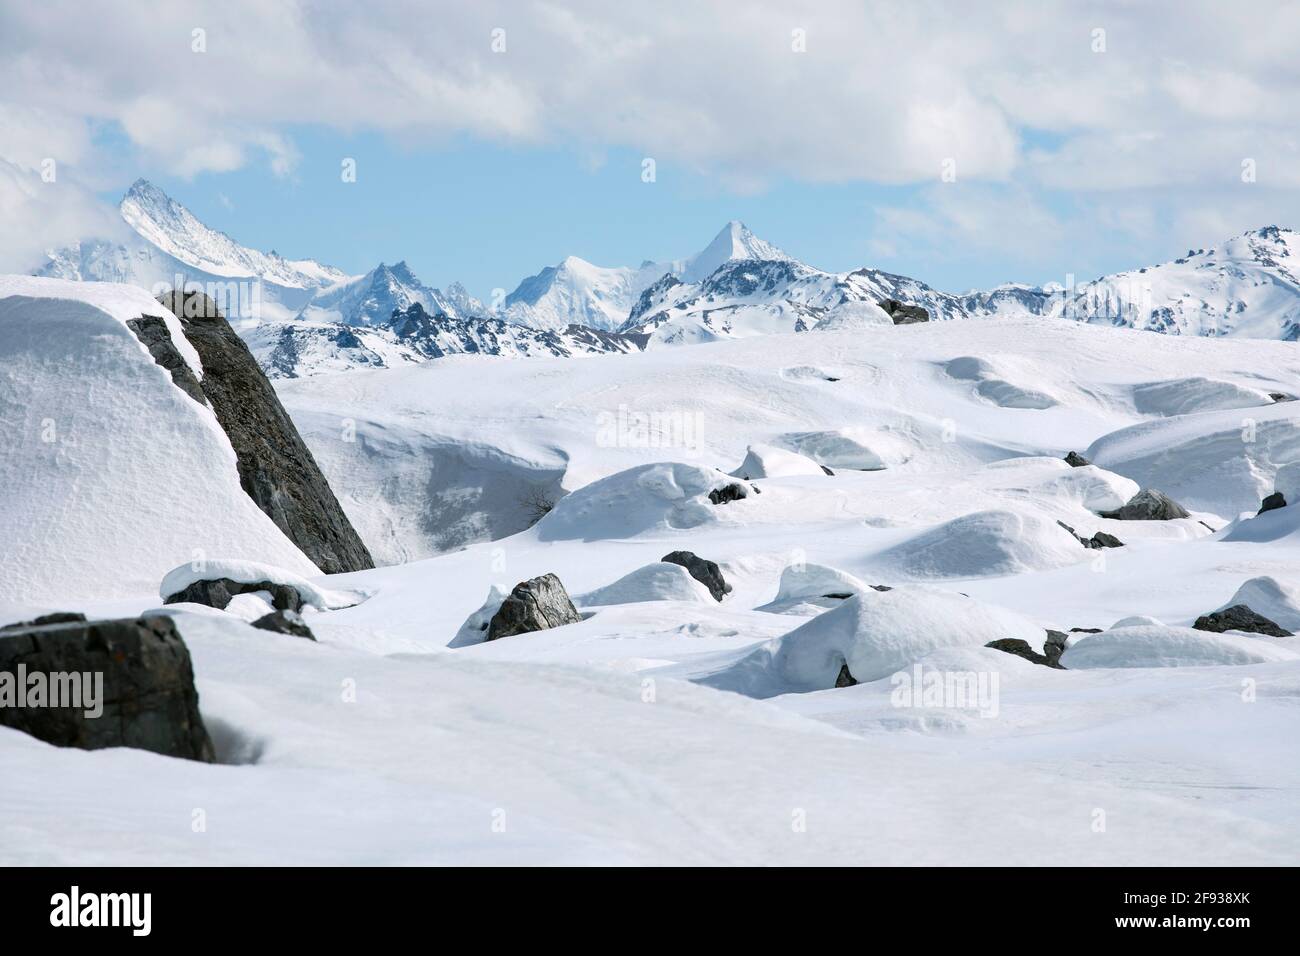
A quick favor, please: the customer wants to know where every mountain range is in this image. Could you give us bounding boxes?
[35,179,1300,377]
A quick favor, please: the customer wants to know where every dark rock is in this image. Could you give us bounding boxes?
[1258,491,1287,514]
[155,291,374,574]
[486,573,581,641]
[708,483,749,505]
[869,584,893,592]
[835,662,858,687]
[1043,630,1069,667]
[1069,627,1103,633]
[877,299,930,325]
[163,577,304,613]
[125,316,207,404]
[1064,451,1091,467]
[661,551,731,602]
[0,615,215,761]
[822,592,855,600]
[1100,488,1190,521]
[820,464,835,476]
[1270,392,1293,403]
[1,612,87,631]
[985,637,1065,669]
[1057,520,1124,549]
[251,610,316,641]
[1192,604,1292,637]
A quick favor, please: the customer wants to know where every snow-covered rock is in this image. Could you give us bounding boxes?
[877,509,1087,579]
[766,562,873,608]
[771,429,893,471]
[1060,625,1299,668]
[1132,377,1275,417]
[730,443,826,479]
[1216,577,1300,632]
[576,562,714,606]
[159,560,361,611]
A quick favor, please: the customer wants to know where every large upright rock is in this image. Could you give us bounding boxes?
[486,573,582,640]
[156,291,373,573]
[0,615,215,761]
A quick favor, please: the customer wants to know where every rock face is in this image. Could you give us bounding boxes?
[486,574,582,641]
[0,615,215,761]
[252,610,316,641]
[164,577,304,613]
[154,291,373,573]
[1100,488,1190,521]
[1064,451,1091,468]
[877,299,930,324]
[1259,491,1287,514]
[125,315,207,403]
[1193,604,1293,637]
[661,551,732,602]
[985,636,1066,669]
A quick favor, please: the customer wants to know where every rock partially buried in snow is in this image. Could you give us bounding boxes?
[708,482,752,504]
[450,585,507,647]
[1258,491,1287,514]
[877,299,929,325]
[985,637,1065,669]
[1100,488,1190,521]
[730,443,827,479]
[251,609,317,641]
[0,614,215,761]
[660,551,731,601]
[1215,577,1300,632]
[1057,520,1125,550]
[576,563,714,606]
[1064,451,1091,467]
[767,562,871,609]
[1060,625,1299,669]
[487,574,582,641]
[878,509,1087,578]
[160,559,361,613]
[1192,604,1292,637]
[702,585,1048,697]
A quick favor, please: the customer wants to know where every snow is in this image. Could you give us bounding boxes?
[1217,576,1300,631]
[159,559,362,611]
[730,443,827,478]
[575,562,715,606]
[1132,377,1275,417]
[876,509,1087,578]
[0,277,320,604]
[1060,625,1299,668]
[766,562,872,609]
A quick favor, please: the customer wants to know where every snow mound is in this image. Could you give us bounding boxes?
[1132,377,1274,417]
[772,429,892,470]
[160,559,360,610]
[877,509,1086,578]
[576,562,714,606]
[943,356,1059,409]
[730,443,826,479]
[705,586,1046,697]
[449,585,507,647]
[1110,615,1164,629]
[1036,462,1140,512]
[1061,625,1298,669]
[815,299,893,330]
[1217,577,1300,631]
[1272,461,1300,502]
[0,276,319,604]
[767,562,872,608]
[536,463,755,541]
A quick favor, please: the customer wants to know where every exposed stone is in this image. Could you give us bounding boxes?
[125,315,207,404]
[1,612,87,631]
[486,573,582,641]
[1064,451,1091,468]
[1258,491,1287,515]
[820,464,835,476]
[708,483,749,505]
[1057,520,1124,549]
[164,577,304,613]
[251,609,316,641]
[1043,630,1069,667]
[869,584,894,592]
[835,662,858,687]
[661,550,732,602]
[155,290,374,574]
[985,637,1065,669]
[1069,627,1103,633]
[0,615,215,761]
[877,299,930,324]
[1100,488,1190,521]
[1192,604,1292,637]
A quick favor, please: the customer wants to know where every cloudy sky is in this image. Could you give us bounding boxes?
[2,0,1299,297]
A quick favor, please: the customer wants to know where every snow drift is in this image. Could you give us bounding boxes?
[1060,625,1298,668]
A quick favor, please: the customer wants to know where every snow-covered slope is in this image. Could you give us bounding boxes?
[0,276,319,603]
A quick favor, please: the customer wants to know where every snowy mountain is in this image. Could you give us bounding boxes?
[297,260,482,326]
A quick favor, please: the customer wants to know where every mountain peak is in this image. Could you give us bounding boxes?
[681,220,790,283]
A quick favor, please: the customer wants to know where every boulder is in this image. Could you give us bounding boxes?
[708,483,750,505]
[661,550,731,602]
[1192,604,1292,637]
[877,299,930,325]
[1258,491,1287,514]
[0,615,214,761]
[1100,488,1190,521]
[834,663,858,688]
[156,290,374,574]
[1064,451,1091,467]
[164,577,304,613]
[486,574,582,641]
[251,609,316,641]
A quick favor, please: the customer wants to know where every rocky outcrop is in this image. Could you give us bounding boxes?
[164,577,304,613]
[252,610,316,640]
[0,615,215,761]
[1193,604,1292,637]
[1100,488,1190,521]
[661,550,732,602]
[486,573,582,641]
[985,636,1066,669]
[1064,451,1091,468]
[125,315,207,403]
[154,290,373,573]
[1258,491,1287,514]
[877,299,929,324]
